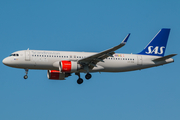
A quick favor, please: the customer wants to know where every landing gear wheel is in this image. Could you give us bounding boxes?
[24,75,28,79]
[85,73,92,80]
[77,78,83,84]
[24,68,29,79]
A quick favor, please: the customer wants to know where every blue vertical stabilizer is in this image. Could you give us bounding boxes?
[138,28,170,56]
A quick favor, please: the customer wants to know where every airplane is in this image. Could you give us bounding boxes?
[2,28,177,84]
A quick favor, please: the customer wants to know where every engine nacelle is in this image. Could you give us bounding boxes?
[60,61,80,72]
[47,70,71,80]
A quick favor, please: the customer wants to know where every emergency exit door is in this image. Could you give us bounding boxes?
[137,55,142,65]
[25,50,30,61]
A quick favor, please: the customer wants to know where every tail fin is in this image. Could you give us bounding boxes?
[138,28,170,56]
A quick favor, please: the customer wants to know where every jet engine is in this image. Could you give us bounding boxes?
[60,61,81,72]
[47,70,71,80]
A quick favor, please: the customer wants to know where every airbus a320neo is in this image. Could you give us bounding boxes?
[2,28,176,84]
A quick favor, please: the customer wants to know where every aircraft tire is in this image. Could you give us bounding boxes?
[85,73,92,80]
[77,78,83,84]
[24,75,28,79]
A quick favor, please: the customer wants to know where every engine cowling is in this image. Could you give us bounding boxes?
[60,61,80,72]
[47,70,71,80]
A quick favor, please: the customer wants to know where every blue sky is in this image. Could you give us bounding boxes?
[0,0,180,120]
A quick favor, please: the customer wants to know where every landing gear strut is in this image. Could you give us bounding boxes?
[75,73,83,84]
[24,69,28,79]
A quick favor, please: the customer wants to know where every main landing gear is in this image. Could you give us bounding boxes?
[24,69,28,79]
[76,73,92,84]
[85,73,92,80]
[76,73,83,84]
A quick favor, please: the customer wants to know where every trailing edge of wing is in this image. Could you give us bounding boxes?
[152,54,177,62]
[78,33,130,65]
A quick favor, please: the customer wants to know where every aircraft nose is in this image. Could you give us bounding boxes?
[2,57,10,66]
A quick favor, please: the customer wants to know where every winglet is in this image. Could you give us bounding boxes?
[121,33,130,44]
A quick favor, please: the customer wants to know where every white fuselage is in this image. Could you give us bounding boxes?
[2,50,174,73]
[2,29,175,83]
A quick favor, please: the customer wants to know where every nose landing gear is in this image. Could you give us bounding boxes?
[24,69,28,79]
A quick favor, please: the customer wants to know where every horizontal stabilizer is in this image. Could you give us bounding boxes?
[152,54,177,62]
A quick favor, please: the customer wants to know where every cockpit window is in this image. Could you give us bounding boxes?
[10,54,19,56]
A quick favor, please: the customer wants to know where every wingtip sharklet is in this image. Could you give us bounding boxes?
[122,33,130,44]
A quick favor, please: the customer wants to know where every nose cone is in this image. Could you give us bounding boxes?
[2,57,11,66]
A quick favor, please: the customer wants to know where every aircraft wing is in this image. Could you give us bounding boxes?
[78,34,130,68]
